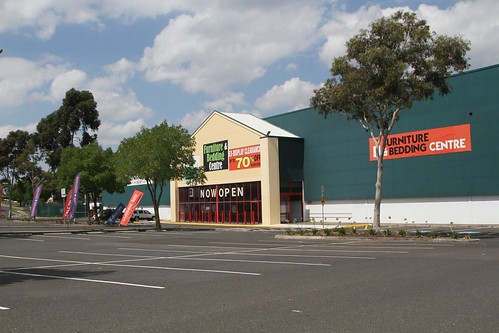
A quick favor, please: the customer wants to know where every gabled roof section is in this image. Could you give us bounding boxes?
[192,111,300,138]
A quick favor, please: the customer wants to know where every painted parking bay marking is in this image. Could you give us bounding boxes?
[0,270,164,289]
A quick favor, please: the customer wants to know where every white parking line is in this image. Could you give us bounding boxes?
[0,253,261,277]
[0,270,164,289]
[87,234,132,239]
[217,252,376,260]
[169,257,330,266]
[272,248,408,254]
[0,306,9,310]
[36,235,91,240]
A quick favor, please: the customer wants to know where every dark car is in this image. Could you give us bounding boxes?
[99,209,115,221]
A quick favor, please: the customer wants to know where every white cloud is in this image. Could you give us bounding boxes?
[319,5,401,65]
[0,0,102,40]
[318,1,499,70]
[203,92,246,113]
[255,77,320,114]
[49,70,87,101]
[180,110,210,133]
[0,122,37,139]
[415,1,499,69]
[96,118,147,148]
[0,56,71,108]
[88,58,152,123]
[139,2,323,95]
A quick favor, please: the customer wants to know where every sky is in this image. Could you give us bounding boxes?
[0,0,497,149]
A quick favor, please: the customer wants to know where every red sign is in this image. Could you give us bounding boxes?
[229,144,261,170]
[369,124,472,161]
[119,190,144,226]
[62,188,73,220]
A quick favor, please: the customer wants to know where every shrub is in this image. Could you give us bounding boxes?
[311,228,319,236]
[351,227,357,235]
[382,228,392,237]
[285,229,295,235]
[429,232,439,238]
[449,231,458,239]
[323,228,333,236]
[337,227,347,236]
[368,228,378,236]
[415,230,422,238]
[398,229,407,237]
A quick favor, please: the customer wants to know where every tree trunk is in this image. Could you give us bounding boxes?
[373,155,383,231]
[154,206,161,231]
[147,182,162,231]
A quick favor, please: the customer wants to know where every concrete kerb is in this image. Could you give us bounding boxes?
[2,219,498,239]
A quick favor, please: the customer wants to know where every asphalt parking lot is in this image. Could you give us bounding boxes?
[1,224,498,333]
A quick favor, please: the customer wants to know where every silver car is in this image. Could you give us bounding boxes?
[131,209,155,221]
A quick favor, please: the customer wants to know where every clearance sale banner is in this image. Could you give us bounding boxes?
[29,184,43,219]
[369,124,472,161]
[66,172,82,220]
[119,190,144,226]
[62,188,73,219]
[229,144,261,170]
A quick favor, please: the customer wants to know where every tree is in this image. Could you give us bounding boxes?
[15,139,45,196]
[115,121,205,230]
[0,130,31,217]
[310,11,470,231]
[57,143,127,223]
[35,88,100,171]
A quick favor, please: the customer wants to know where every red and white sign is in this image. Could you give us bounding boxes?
[119,190,144,226]
[62,188,73,220]
[369,124,472,161]
[229,144,261,170]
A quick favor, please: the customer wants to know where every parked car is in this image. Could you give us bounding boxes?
[99,208,115,221]
[131,209,155,222]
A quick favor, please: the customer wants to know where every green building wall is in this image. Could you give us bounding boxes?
[265,64,499,202]
[102,184,170,208]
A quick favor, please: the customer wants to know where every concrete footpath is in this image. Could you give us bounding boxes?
[1,218,499,239]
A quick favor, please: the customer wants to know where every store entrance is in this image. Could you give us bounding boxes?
[178,182,262,224]
[280,181,304,223]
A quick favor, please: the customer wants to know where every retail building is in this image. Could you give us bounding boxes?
[104,64,499,225]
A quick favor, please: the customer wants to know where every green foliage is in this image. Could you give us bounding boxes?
[449,232,459,239]
[382,228,392,237]
[285,229,295,235]
[415,230,422,238]
[310,11,470,231]
[115,121,204,230]
[429,232,439,238]
[368,228,378,236]
[336,227,347,236]
[297,228,307,236]
[398,229,407,237]
[323,228,333,236]
[351,227,357,235]
[0,130,35,213]
[311,228,319,235]
[35,88,100,171]
[58,143,126,221]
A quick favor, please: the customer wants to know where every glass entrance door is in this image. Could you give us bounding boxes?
[178,181,262,224]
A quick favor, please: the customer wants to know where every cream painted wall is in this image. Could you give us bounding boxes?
[260,136,281,225]
[171,112,282,225]
[190,113,262,185]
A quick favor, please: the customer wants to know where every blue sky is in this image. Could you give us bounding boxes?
[1,0,497,149]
